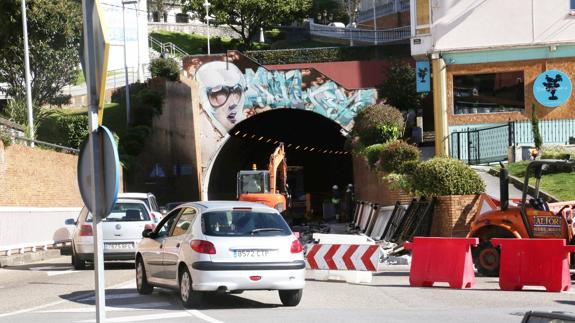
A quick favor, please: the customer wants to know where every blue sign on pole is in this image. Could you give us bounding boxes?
[416,61,431,93]
[533,69,572,108]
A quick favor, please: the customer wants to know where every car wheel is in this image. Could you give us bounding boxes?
[179,267,202,308]
[136,257,153,295]
[71,248,86,270]
[279,289,303,307]
[472,241,500,277]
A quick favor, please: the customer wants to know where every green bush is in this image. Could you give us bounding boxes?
[364,143,385,169]
[264,28,285,42]
[131,88,164,126]
[121,125,151,156]
[412,158,485,197]
[352,103,405,147]
[379,140,420,174]
[54,112,88,149]
[111,82,148,104]
[0,127,12,147]
[149,57,180,81]
[531,104,543,149]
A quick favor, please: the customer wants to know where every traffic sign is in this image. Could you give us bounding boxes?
[77,125,120,217]
[79,0,110,125]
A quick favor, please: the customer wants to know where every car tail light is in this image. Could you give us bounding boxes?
[290,239,303,253]
[144,224,156,230]
[250,276,262,281]
[190,240,216,254]
[79,224,93,236]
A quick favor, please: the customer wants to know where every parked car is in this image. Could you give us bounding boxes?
[66,199,156,269]
[135,201,305,308]
[328,22,345,28]
[118,192,162,223]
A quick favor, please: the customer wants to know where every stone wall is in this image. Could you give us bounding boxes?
[0,143,82,207]
[447,57,575,126]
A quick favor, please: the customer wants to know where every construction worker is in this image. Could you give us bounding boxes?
[331,185,341,222]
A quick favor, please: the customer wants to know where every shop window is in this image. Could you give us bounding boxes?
[453,71,525,115]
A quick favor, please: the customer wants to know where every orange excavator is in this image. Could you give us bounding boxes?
[237,143,290,213]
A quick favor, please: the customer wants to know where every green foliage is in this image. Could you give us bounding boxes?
[364,143,386,169]
[149,58,180,81]
[183,0,311,46]
[121,125,152,156]
[47,95,71,107]
[53,112,88,149]
[245,45,410,65]
[379,60,424,111]
[412,158,485,197]
[131,88,164,126]
[2,98,44,139]
[310,0,347,24]
[0,0,82,105]
[352,103,404,147]
[378,140,420,174]
[264,28,285,42]
[540,145,575,160]
[0,127,12,147]
[531,104,543,149]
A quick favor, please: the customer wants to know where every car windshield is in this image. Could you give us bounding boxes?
[85,203,150,222]
[201,211,291,237]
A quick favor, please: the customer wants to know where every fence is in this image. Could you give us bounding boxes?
[513,118,575,145]
[309,22,410,44]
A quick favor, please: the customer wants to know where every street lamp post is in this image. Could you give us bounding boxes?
[203,0,211,55]
[21,0,34,146]
[122,0,138,126]
[372,0,377,45]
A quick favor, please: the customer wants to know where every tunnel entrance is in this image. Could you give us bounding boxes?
[208,109,353,217]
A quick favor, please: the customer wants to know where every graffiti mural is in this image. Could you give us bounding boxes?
[192,60,377,132]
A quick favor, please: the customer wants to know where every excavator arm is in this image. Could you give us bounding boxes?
[268,143,287,194]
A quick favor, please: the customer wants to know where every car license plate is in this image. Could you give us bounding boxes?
[233,249,274,258]
[104,242,134,250]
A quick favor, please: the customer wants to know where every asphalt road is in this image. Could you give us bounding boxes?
[0,256,574,323]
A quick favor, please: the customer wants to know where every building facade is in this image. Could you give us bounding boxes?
[410,0,575,157]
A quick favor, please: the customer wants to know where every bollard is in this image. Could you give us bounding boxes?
[405,237,478,289]
[492,238,575,292]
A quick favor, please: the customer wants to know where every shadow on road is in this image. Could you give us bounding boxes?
[556,300,575,306]
[2,259,134,272]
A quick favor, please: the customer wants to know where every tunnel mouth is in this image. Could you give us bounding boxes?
[207,109,353,219]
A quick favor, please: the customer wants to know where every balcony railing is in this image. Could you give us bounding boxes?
[357,0,410,23]
[310,22,410,44]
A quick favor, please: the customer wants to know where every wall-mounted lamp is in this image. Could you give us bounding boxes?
[550,45,557,52]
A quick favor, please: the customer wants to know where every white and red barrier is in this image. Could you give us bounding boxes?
[306,244,381,271]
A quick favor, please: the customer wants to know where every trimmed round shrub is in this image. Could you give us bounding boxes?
[352,103,404,147]
[364,143,386,169]
[378,140,420,174]
[412,158,485,197]
[149,57,180,81]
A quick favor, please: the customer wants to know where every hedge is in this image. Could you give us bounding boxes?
[412,158,485,197]
[244,44,410,65]
[379,140,420,174]
[352,104,404,147]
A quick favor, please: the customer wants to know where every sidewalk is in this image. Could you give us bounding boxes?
[472,165,524,199]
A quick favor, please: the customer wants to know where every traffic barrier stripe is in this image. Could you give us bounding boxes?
[306,244,380,271]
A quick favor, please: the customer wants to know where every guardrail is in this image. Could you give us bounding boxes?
[10,135,79,155]
[310,22,410,44]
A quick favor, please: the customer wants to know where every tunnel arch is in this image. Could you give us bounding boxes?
[206,109,354,207]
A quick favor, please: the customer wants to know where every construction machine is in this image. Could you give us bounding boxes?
[468,160,575,276]
[237,143,290,213]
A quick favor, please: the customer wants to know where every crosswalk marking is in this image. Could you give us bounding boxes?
[78,311,192,322]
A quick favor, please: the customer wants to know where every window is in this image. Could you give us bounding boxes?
[86,202,150,222]
[202,211,291,237]
[415,0,431,35]
[453,71,525,115]
[171,208,197,236]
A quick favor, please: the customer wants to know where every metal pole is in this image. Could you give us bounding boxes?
[372,0,377,45]
[81,1,106,321]
[21,0,35,147]
[135,1,142,82]
[122,2,131,125]
[204,0,211,55]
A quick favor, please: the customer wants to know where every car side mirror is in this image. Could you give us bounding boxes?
[142,228,155,238]
[65,218,76,225]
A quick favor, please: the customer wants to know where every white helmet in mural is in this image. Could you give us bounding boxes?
[195,61,247,131]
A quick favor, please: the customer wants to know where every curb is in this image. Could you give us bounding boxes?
[0,249,62,268]
[487,168,560,203]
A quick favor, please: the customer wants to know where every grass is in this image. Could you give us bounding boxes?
[503,161,575,201]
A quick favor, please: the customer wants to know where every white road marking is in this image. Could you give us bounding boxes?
[186,309,224,323]
[78,311,192,322]
[47,270,79,277]
[39,302,171,313]
[0,279,135,318]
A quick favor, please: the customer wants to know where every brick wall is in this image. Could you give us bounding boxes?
[447,57,575,126]
[431,195,481,237]
[352,156,414,206]
[0,143,82,207]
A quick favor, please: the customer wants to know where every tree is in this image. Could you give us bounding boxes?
[183,0,311,47]
[379,60,424,111]
[310,0,347,24]
[0,0,82,106]
[531,104,543,150]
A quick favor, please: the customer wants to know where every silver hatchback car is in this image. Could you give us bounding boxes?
[135,201,305,308]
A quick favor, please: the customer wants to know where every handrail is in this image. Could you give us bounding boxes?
[11,135,79,154]
[148,36,190,58]
[310,22,410,43]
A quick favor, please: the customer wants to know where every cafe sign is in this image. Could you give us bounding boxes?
[533,69,572,108]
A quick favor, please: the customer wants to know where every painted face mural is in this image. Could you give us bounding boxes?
[193,60,377,132]
[195,61,247,131]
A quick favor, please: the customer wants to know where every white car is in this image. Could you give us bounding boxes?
[136,201,305,308]
[66,199,157,269]
[118,192,163,223]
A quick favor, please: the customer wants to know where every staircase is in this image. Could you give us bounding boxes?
[148,36,190,67]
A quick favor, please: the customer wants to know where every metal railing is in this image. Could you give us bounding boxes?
[513,118,575,146]
[149,36,190,58]
[10,135,79,154]
[309,22,410,43]
[357,0,410,23]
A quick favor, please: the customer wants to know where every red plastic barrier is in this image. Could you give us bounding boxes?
[492,238,575,292]
[404,237,478,289]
